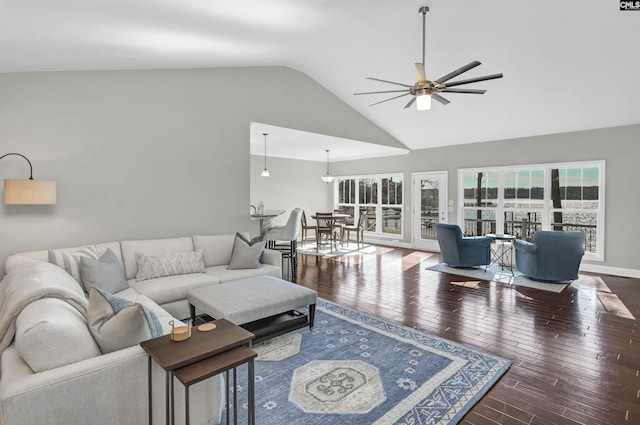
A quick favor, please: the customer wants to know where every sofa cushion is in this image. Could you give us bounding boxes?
[228,233,265,270]
[15,298,101,372]
[128,272,220,306]
[87,287,163,354]
[80,248,129,293]
[193,234,246,267]
[135,250,206,281]
[120,236,194,280]
[48,245,98,291]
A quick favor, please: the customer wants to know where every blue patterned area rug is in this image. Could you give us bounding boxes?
[225,299,510,424]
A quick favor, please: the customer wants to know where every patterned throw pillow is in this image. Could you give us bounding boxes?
[228,233,265,270]
[87,287,163,354]
[135,250,206,281]
[48,246,98,291]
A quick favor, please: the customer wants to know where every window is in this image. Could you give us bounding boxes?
[336,174,404,237]
[459,161,604,260]
[503,169,544,240]
[549,166,600,254]
[462,171,498,237]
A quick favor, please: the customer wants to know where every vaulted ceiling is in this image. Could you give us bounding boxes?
[2,0,639,160]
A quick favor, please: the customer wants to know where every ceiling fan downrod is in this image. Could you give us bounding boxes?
[419,6,429,68]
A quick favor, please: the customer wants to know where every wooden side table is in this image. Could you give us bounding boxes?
[174,345,257,425]
[140,319,254,425]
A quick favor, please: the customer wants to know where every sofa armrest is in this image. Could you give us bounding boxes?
[459,236,490,248]
[1,344,222,425]
[514,239,537,255]
[261,248,282,267]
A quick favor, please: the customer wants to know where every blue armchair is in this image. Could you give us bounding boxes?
[514,231,585,282]
[434,223,491,268]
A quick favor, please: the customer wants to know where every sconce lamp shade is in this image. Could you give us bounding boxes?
[1,152,57,205]
[4,179,57,204]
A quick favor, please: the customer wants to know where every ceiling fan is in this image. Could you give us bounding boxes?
[354,6,503,111]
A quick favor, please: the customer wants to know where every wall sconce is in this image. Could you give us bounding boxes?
[1,153,57,204]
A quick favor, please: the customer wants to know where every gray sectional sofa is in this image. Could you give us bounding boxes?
[0,233,282,425]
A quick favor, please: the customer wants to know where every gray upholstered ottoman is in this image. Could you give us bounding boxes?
[187,275,317,342]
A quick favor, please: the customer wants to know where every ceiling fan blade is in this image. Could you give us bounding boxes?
[354,89,411,95]
[434,61,481,84]
[432,93,450,105]
[441,88,487,94]
[369,92,411,107]
[415,63,426,84]
[404,97,416,109]
[366,77,413,88]
[444,73,503,88]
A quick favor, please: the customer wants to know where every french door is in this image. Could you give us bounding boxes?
[412,171,448,251]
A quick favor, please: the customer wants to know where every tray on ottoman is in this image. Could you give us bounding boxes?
[188,275,317,343]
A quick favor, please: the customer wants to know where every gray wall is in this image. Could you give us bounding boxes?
[0,67,398,274]
[330,124,640,271]
[2,66,637,273]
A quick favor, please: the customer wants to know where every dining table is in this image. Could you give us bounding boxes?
[310,213,351,248]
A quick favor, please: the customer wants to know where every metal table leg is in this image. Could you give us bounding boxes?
[248,359,255,425]
[148,356,153,425]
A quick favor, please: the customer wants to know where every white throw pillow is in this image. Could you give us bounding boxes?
[48,245,98,291]
[15,298,101,372]
[135,250,206,281]
[87,287,164,354]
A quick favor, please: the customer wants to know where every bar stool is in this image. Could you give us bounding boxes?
[264,208,303,281]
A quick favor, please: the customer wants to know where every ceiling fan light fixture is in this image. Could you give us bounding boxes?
[416,89,431,111]
[354,6,502,110]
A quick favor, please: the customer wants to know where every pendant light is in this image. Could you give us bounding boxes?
[321,149,334,183]
[261,133,270,177]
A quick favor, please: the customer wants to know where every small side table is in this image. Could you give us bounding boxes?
[140,319,255,425]
[174,345,257,425]
[486,233,516,275]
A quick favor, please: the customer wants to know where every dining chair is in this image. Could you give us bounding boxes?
[300,210,316,244]
[332,209,348,245]
[342,213,365,249]
[315,212,337,253]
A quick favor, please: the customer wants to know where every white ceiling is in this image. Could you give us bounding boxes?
[250,122,409,162]
[2,0,639,160]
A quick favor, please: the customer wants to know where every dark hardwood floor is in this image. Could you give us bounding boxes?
[295,246,640,425]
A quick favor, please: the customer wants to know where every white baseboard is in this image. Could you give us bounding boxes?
[363,238,413,249]
[579,263,640,279]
